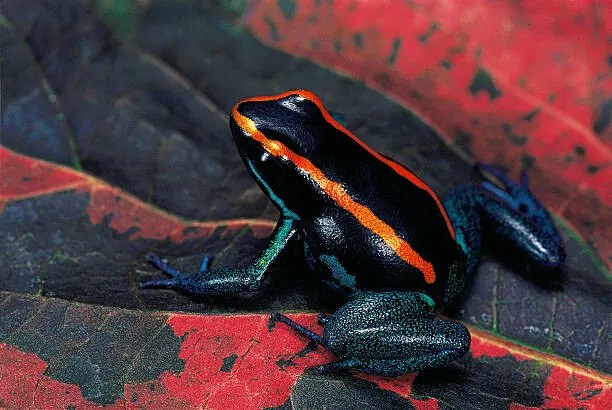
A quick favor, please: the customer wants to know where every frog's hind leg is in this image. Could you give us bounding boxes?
[271,291,470,377]
[444,163,565,277]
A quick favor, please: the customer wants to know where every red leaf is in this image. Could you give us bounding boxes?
[1,297,610,409]
[2,1,610,406]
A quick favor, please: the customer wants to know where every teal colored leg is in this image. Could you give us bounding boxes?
[272,292,470,377]
[443,185,482,277]
[140,218,297,295]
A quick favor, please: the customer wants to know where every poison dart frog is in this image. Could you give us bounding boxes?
[140,90,565,377]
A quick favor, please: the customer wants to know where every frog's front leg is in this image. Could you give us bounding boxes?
[271,292,470,377]
[139,217,297,295]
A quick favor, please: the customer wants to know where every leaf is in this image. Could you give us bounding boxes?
[0,146,340,313]
[1,0,610,407]
[1,292,610,408]
[1,145,610,407]
[1,0,275,221]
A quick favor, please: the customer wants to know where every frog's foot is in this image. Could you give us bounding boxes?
[140,252,216,290]
[475,162,555,219]
[474,162,565,268]
[139,252,194,289]
[140,250,271,295]
[475,162,529,212]
[271,292,470,377]
[140,217,298,295]
[271,313,325,345]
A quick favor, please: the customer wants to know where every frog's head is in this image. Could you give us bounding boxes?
[230,90,344,212]
[477,163,566,269]
[229,90,339,165]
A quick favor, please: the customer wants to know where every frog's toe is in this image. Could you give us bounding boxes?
[270,313,325,345]
[475,162,522,191]
[145,252,186,278]
[198,254,212,273]
[475,162,511,180]
[139,278,180,290]
[145,252,162,265]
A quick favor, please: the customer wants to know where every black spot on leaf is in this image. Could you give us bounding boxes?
[469,68,502,100]
[221,353,239,372]
[593,99,610,135]
[277,0,296,20]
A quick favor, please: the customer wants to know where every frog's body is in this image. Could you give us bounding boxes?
[141,90,565,377]
[232,92,464,306]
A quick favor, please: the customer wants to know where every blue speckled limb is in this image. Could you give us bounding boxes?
[444,163,565,277]
[140,217,297,295]
[272,292,470,377]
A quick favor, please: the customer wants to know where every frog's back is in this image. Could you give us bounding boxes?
[285,119,464,306]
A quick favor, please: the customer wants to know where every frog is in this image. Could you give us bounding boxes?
[140,90,565,377]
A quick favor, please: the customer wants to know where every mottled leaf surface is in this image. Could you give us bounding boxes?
[1,0,610,408]
[1,292,610,408]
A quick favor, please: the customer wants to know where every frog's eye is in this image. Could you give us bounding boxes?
[279,94,307,113]
[518,203,529,213]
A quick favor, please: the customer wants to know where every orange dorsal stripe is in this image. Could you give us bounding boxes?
[295,90,455,241]
[232,105,437,284]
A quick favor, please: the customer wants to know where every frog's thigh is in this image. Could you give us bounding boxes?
[323,291,471,376]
